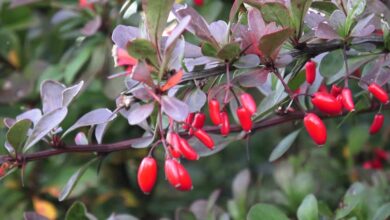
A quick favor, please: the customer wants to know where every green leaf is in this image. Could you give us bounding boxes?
[373,203,390,220]
[65,201,89,220]
[142,0,174,46]
[347,125,369,155]
[217,43,241,60]
[335,183,365,219]
[59,158,98,201]
[297,194,319,220]
[319,50,344,77]
[259,28,292,59]
[290,0,312,38]
[64,46,93,84]
[381,19,390,51]
[310,1,338,15]
[247,204,289,220]
[6,119,32,155]
[260,2,291,27]
[269,130,300,162]
[201,42,218,57]
[175,209,196,220]
[344,0,366,36]
[128,39,158,66]
[288,69,306,91]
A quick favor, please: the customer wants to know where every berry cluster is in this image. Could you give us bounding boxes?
[303,60,389,146]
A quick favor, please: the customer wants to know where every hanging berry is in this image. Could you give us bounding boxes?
[220,111,230,136]
[194,129,215,149]
[368,83,389,104]
[237,106,252,132]
[330,85,342,97]
[165,159,181,188]
[176,162,193,191]
[183,113,195,130]
[240,93,257,115]
[193,0,204,6]
[304,113,327,146]
[178,138,199,161]
[208,99,222,125]
[137,157,158,194]
[305,60,316,85]
[311,92,342,115]
[166,132,181,158]
[369,113,385,135]
[341,88,355,112]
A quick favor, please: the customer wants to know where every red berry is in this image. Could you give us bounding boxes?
[369,113,385,135]
[178,138,199,160]
[176,162,193,191]
[311,92,342,115]
[220,111,230,136]
[193,0,204,6]
[304,113,327,146]
[137,157,158,194]
[208,99,221,125]
[317,84,328,93]
[79,0,93,9]
[237,106,252,132]
[165,159,181,188]
[374,148,388,161]
[305,60,316,85]
[192,113,206,129]
[240,93,257,115]
[368,83,389,104]
[166,132,181,158]
[371,158,383,169]
[193,129,214,149]
[330,85,342,97]
[183,113,195,130]
[341,88,355,112]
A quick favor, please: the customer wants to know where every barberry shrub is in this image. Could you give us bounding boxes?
[1,0,390,219]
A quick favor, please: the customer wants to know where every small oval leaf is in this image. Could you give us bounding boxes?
[269,130,300,162]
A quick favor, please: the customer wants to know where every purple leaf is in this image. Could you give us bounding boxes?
[132,133,154,148]
[161,95,189,122]
[233,54,260,69]
[232,169,251,200]
[131,87,153,101]
[304,12,326,29]
[81,16,102,36]
[51,10,79,24]
[237,68,269,87]
[351,14,375,37]
[173,4,218,46]
[3,118,16,128]
[24,212,49,220]
[62,81,84,107]
[16,108,42,126]
[63,108,115,137]
[131,62,154,87]
[75,132,88,145]
[112,25,140,49]
[127,103,155,125]
[259,28,293,59]
[184,89,207,113]
[24,107,68,152]
[248,8,266,38]
[229,0,243,22]
[164,15,191,55]
[40,80,66,114]
[315,22,341,40]
[329,10,346,29]
[209,21,229,45]
[95,121,112,144]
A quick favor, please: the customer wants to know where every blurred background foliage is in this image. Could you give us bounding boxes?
[0,0,390,219]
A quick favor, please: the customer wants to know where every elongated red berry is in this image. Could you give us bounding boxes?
[220,111,230,136]
[311,92,342,115]
[208,99,221,125]
[369,113,384,135]
[374,148,388,160]
[305,60,316,85]
[341,88,355,112]
[165,159,181,188]
[166,132,181,158]
[194,129,214,149]
[192,113,206,129]
[176,162,193,191]
[179,138,199,160]
[237,106,252,132]
[368,83,389,104]
[330,85,342,97]
[137,157,157,194]
[183,113,195,130]
[304,113,327,146]
[240,93,257,115]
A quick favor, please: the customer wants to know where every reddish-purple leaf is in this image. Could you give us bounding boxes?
[237,68,269,87]
[75,132,88,145]
[164,15,191,55]
[81,16,102,36]
[127,103,155,125]
[16,109,42,126]
[161,95,189,122]
[40,80,66,114]
[112,25,140,49]
[315,22,341,40]
[62,81,84,107]
[131,62,154,87]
